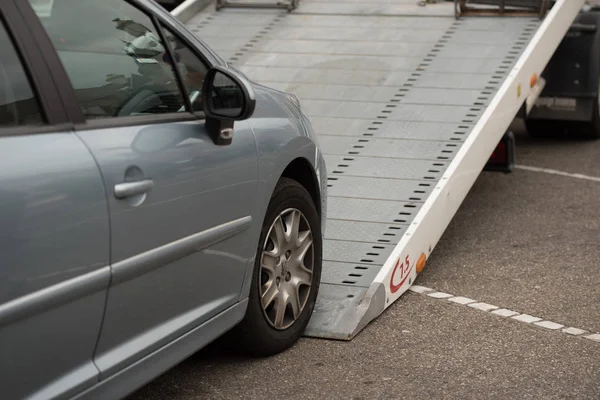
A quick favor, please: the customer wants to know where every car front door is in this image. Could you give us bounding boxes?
[0,1,110,398]
[25,0,259,377]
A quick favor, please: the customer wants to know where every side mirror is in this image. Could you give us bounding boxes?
[201,66,256,145]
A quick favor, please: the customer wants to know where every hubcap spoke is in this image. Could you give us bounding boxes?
[261,251,277,275]
[295,231,313,263]
[288,285,302,319]
[269,216,286,257]
[292,264,312,287]
[286,209,302,246]
[274,290,288,328]
[261,280,279,309]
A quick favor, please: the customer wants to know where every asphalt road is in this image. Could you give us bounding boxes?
[128,130,600,400]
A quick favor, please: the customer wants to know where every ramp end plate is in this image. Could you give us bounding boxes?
[304,282,386,340]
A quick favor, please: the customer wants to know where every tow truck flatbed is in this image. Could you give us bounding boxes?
[178,0,585,340]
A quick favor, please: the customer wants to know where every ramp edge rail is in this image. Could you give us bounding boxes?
[172,0,213,23]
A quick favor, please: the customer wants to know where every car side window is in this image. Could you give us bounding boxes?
[28,0,186,120]
[0,20,44,127]
[160,25,210,113]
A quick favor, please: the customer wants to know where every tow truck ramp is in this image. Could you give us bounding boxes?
[182,0,585,340]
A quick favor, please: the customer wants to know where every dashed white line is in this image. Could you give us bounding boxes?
[534,321,564,330]
[410,285,432,294]
[427,291,453,299]
[515,165,600,183]
[468,302,498,312]
[491,308,520,318]
[512,314,542,324]
[585,334,600,342]
[408,285,599,343]
[563,327,588,336]
[448,296,476,305]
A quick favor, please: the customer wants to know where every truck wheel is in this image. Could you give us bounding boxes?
[526,94,600,141]
[232,177,322,357]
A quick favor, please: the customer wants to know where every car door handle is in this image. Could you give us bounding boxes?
[114,179,154,199]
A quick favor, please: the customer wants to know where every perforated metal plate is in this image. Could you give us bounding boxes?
[324,220,407,244]
[423,57,511,74]
[282,14,453,28]
[311,119,474,141]
[433,43,524,59]
[324,155,449,181]
[319,136,459,161]
[246,39,435,57]
[325,240,394,266]
[321,261,382,287]
[185,0,539,339]
[243,53,430,71]
[247,84,400,103]
[295,0,455,16]
[400,89,490,107]
[238,67,414,87]
[302,101,477,123]
[327,176,433,202]
[265,26,449,42]
[411,72,506,90]
[327,197,420,225]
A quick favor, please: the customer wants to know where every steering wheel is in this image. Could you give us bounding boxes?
[118,83,182,116]
[118,88,161,116]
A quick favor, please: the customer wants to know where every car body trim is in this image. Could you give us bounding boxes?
[71,299,248,400]
[0,267,111,328]
[111,216,253,285]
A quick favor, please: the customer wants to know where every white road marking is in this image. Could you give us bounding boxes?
[515,165,600,183]
[584,334,600,343]
[468,302,498,312]
[427,291,453,299]
[491,308,520,318]
[563,327,588,336]
[408,285,599,343]
[410,285,433,294]
[448,296,476,305]
[534,321,564,330]
[513,314,543,324]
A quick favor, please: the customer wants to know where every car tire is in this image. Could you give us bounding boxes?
[230,177,322,357]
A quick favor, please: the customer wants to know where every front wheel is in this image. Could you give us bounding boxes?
[232,177,322,357]
[526,89,600,141]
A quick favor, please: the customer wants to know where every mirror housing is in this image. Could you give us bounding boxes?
[201,66,256,145]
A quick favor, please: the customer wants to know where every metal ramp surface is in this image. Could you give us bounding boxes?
[184,0,582,340]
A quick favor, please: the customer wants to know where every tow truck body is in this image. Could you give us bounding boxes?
[174,0,587,340]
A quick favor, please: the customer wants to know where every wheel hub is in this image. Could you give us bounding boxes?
[276,254,290,283]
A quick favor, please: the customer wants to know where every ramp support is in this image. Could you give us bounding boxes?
[215,0,298,11]
[454,0,550,19]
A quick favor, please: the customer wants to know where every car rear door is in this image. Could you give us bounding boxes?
[0,1,110,399]
[24,0,259,379]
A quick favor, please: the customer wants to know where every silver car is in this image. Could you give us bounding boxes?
[0,0,327,399]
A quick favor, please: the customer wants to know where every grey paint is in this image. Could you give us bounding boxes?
[72,300,249,400]
[0,133,110,400]
[0,0,327,399]
[75,118,260,378]
[0,267,109,328]
[110,216,252,285]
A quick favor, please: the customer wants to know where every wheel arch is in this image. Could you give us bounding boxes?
[280,157,322,219]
